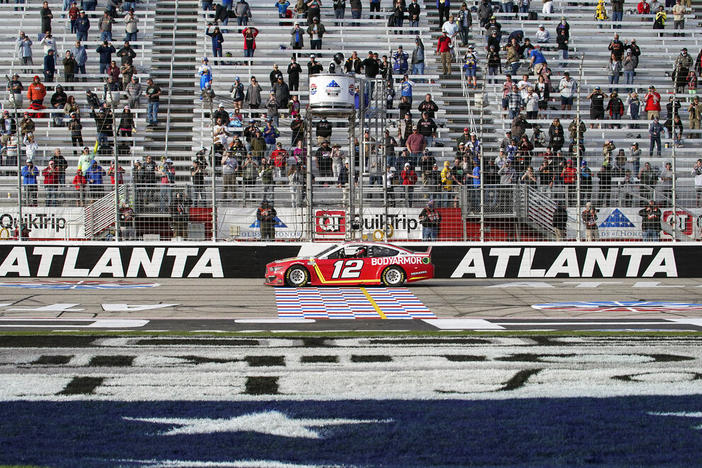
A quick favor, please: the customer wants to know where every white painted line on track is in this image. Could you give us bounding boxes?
[0,319,149,328]
[669,318,702,327]
[423,319,506,330]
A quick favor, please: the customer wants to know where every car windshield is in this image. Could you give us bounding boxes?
[315,244,340,258]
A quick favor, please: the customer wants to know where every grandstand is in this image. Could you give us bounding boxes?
[0,0,700,241]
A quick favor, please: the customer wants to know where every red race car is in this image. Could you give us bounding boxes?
[265,242,434,287]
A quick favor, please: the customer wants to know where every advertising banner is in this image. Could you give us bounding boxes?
[0,207,85,240]
[0,243,698,279]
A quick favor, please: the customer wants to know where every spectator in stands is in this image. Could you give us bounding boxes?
[27,76,47,114]
[582,202,598,240]
[22,133,38,166]
[205,25,224,65]
[393,46,409,75]
[637,0,650,16]
[124,9,138,42]
[263,119,280,158]
[639,200,662,240]
[417,111,437,148]
[315,117,332,145]
[594,0,608,28]
[118,105,135,138]
[96,41,116,75]
[158,158,175,212]
[506,86,522,120]
[70,41,87,77]
[673,48,693,92]
[16,32,33,72]
[307,54,323,74]
[145,78,161,126]
[399,75,414,107]
[588,86,605,128]
[124,75,141,109]
[198,58,212,93]
[284,58,301,92]
[92,104,113,149]
[85,160,105,198]
[665,113,684,147]
[72,167,87,206]
[484,16,502,45]
[307,17,325,50]
[648,116,664,157]
[653,5,666,34]
[242,27,259,58]
[7,74,24,109]
[612,0,624,27]
[644,85,661,120]
[19,113,34,139]
[436,32,453,78]
[235,0,252,26]
[672,0,686,36]
[405,127,426,164]
[534,24,549,43]
[75,10,90,41]
[190,157,206,206]
[40,32,57,58]
[558,72,576,111]
[529,45,547,75]
[548,118,565,153]
[455,3,471,46]
[542,0,553,18]
[607,91,624,126]
[659,161,673,204]
[401,162,418,207]
[245,76,262,116]
[83,0,97,11]
[98,11,113,42]
[42,49,56,85]
[639,161,657,201]
[606,53,621,93]
[68,3,79,33]
[20,159,38,206]
[65,112,83,156]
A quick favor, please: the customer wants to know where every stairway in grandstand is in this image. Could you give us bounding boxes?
[147,0,198,167]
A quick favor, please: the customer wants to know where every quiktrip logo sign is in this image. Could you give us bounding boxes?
[315,210,346,238]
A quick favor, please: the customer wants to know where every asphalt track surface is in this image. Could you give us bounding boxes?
[0,278,701,331]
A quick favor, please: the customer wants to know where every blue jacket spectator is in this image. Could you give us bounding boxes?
[393,48,409,74]
[86,162,106,185]
[21,161,39,185]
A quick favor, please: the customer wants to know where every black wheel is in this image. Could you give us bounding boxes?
[285,265,310,287]
[381,266,405,286]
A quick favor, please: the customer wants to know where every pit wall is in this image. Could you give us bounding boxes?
[0,242,697,279]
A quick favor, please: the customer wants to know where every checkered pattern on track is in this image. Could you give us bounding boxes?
[275,287,435,319]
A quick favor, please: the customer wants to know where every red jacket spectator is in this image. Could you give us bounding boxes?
[436,34,452,53]
[242,27,258,51]
[644,89,661,112]
[42,163,59,185]
[73,170,87,190]
[271,148,288,168]
[27,77,47,104]
[401,166,418,185]
[637,0,650,14]
[561,163,577,184]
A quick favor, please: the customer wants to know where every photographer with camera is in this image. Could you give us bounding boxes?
[581,202,599,241]
[639,199,661,241]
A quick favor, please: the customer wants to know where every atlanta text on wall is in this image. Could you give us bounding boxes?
[0,244,695,278]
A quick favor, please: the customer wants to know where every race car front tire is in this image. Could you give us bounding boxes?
[286,265,310,287]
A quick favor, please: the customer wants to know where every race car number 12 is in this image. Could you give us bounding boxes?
[331,260,363,279]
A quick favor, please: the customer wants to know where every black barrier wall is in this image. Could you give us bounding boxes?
[0,243,696,278]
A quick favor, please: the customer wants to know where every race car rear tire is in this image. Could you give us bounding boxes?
[286,265,310,287]
[381,266,405,286]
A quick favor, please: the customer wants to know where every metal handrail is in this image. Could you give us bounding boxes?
[163,0,179,156]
